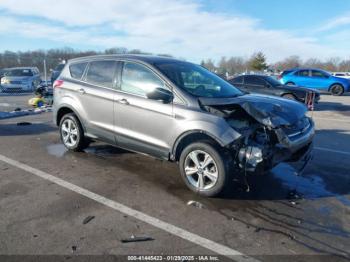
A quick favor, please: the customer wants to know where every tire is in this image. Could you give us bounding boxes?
[59,113,90,151]
[282,93,297,100]
[330,84,344,96]
[179,142,233,197]
[286,82,295,86]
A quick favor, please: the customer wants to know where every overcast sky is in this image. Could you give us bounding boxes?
[0,0,350,63]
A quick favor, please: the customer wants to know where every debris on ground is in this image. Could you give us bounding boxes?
[17,122,32,126]
[82,216,95,225]
[187,200,205,209]
[121,235,154,243]
[71,245,77,252]
[254,227,262,233]
[14,108,21,111]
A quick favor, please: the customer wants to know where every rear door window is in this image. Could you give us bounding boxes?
[85,60,117,88]
[296,70,309,77]
[69,62,88,80]
[244,76,265,86]
[230,76,243,84]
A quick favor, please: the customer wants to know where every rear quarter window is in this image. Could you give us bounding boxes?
[69,62,88,80]
[85,60,117,88]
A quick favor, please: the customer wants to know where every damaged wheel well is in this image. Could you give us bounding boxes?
[173,132,222,161]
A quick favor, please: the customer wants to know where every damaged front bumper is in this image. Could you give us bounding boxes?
[236,118,315,174]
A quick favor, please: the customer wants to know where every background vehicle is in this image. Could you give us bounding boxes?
[54,55,314,197]
[0,68,8,91]
[331,72,350,79]
[279,68,350,96]
[50,63,65,84]
[229,74,320,104]
[0,67,41,92]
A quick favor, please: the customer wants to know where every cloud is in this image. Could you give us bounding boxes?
[0,0,346,62]
[319,13,350,31]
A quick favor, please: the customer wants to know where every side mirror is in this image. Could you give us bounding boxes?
[146,87,174,103]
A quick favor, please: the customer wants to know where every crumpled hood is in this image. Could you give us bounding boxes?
[199,94,307,128]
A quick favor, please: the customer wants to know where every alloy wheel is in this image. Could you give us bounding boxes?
[184,150,218,190]
[61,119,79,147]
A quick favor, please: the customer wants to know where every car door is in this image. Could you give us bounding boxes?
[310,70,330,89]
[293,69,311,86]
[78,59,118,144]
[243,76,269,95]
[114,61,175,158]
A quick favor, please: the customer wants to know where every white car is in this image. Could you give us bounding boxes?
[332,72,350,79]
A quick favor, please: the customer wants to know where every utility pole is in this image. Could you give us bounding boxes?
[43,59,47,85]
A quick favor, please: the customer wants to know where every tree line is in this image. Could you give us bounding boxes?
[0,47,172,75]
[1,47,349,76]
[201,52,350,76]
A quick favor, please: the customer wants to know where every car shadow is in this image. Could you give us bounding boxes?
[0,122,56,136]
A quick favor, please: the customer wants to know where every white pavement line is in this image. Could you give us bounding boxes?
[312,117,350,123]
[315,147,350,156]
[0,154,259,262]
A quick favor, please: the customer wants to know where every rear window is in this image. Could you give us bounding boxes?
[69,62,87,80]
[281,70,293,76]
[85,60,117,88]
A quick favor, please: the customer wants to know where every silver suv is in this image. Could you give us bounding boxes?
[53,55,314,197]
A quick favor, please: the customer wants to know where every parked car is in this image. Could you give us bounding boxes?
[50,63,65,84]
[0,68,8,91]
[331,72,350,79]
[0,67,41,92]
[229,74,320,104]
[53,55,314,197]
[279,68,350,96]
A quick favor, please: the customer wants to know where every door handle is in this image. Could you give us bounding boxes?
[117,98,129,105]
[78,88,86,94]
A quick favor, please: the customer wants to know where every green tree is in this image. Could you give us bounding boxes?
[248,52,268,71]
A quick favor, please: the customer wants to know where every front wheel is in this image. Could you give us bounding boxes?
[59,113,90,151]
[179,142,233,197]
[330,84,344,96]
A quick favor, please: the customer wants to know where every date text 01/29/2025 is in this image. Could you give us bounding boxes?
[127,255,220,261]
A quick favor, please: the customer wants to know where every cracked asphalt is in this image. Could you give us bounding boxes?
[0,93,350,261]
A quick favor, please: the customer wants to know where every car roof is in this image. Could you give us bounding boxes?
[68,54,183,65]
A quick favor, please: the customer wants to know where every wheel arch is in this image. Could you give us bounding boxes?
[171,130,231,161]
[56,105,85,132]
[328,82,345,91]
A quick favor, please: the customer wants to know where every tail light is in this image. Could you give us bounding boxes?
[277,75,282,80]
[53,79,64,88]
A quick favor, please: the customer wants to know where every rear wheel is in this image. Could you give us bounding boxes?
[282,93,297,100]
[59,113,90,151]
[330,84,344,96]
[179,142,233,197]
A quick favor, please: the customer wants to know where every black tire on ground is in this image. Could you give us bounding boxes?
[59,113,90,151]
[179,142,233,197]
[282,93,297,100]
[330,84,344,96]
[285,82,295,86]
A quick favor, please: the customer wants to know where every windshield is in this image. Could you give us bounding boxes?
[5,69,33,77]
[265,76,283,86]
[154,61,243,98]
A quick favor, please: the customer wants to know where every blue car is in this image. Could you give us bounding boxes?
[279,68,350,96]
